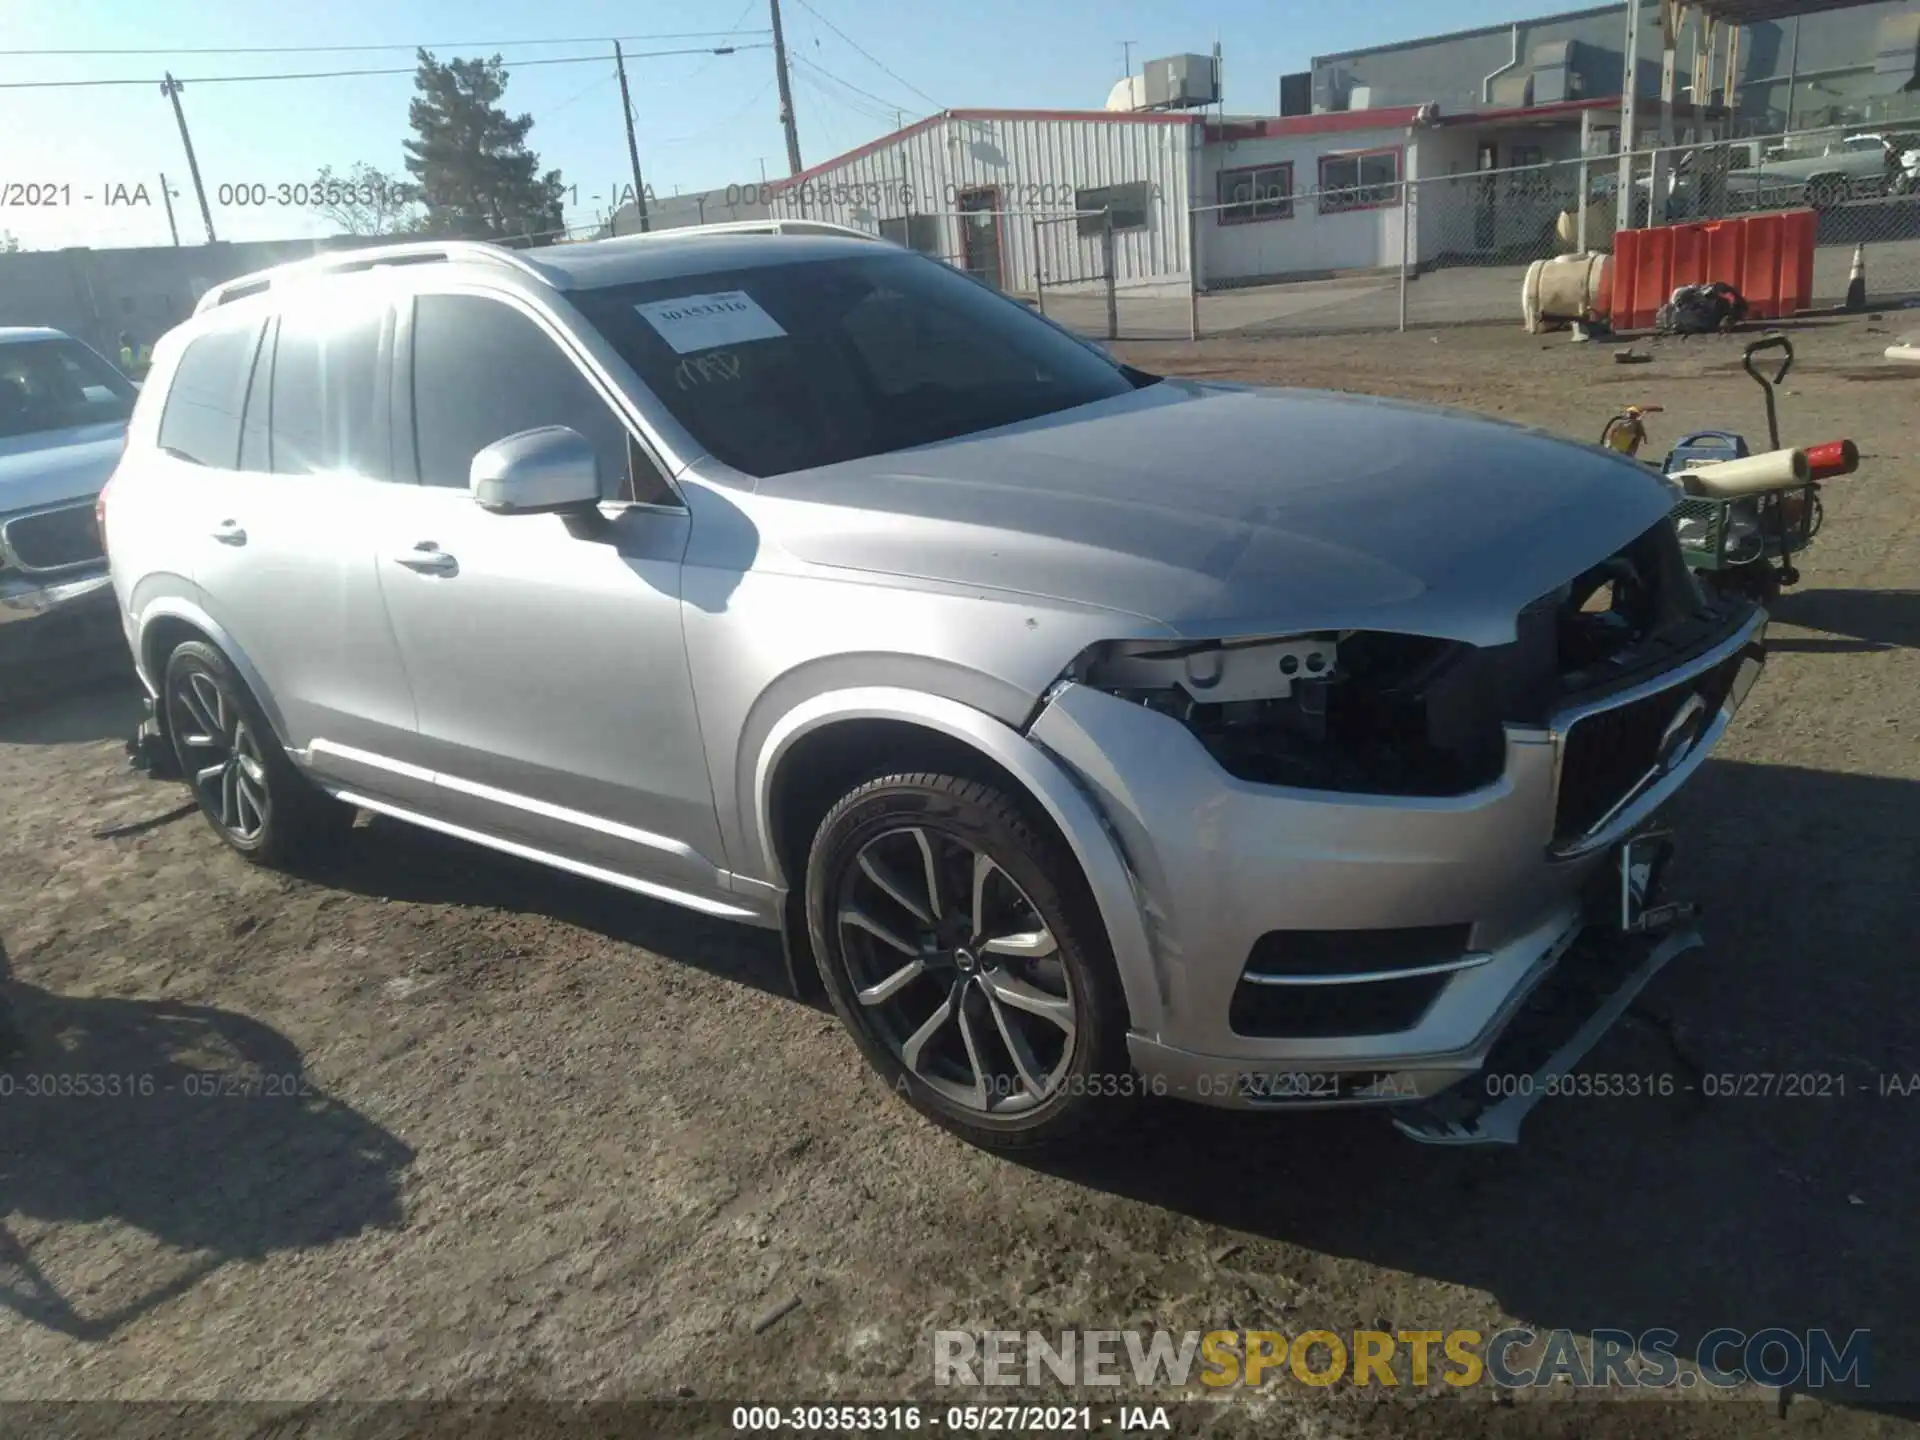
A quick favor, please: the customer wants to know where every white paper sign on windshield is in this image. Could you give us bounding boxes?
[634,290,787,354]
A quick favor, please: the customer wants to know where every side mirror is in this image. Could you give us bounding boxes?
[470,426,602,515]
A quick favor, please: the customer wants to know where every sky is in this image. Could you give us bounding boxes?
[1,0,1553,250]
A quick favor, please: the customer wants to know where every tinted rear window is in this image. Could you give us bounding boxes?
[157,322,260,466]
[569,251,1136,479]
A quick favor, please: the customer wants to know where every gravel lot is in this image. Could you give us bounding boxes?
[2,315,1917,1438]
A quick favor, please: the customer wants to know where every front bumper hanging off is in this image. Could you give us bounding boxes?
[1392,827,1702,1145]
[1390,926,1700,1145]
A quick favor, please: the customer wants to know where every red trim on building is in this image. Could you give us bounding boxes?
[1206,106,1426,143]
[766,108,1202,194]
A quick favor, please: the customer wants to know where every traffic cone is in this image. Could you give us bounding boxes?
[1845,245,1867,311]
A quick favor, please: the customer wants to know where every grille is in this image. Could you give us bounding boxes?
[1229,972,1449,1039]
[1553,651,1744,846]
[3,503,104,572]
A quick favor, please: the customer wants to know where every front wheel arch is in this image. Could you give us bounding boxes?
[754,698,1166,1039]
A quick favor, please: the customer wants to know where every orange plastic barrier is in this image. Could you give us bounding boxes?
[1607,209,1816,330]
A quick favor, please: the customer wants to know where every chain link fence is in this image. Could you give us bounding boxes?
[738,123,1920,346]
[1186,122,1920,342]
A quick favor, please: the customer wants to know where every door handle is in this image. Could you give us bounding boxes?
[390,542,458,575]
[211,519,247,545]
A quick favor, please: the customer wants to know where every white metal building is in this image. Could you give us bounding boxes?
[763,108,1203,297]
[1194,108,1426,285]
[759,98,1700,293]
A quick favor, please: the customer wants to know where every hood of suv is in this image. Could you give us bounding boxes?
[752,379,1679,647]
[0,424,126,515]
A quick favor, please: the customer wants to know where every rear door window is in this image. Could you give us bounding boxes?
[156,320,262,466]
[268,291,391,478]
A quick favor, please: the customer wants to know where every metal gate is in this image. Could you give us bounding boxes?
[1031,208,1118,341]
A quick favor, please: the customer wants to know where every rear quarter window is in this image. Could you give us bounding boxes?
[156,319,263,467]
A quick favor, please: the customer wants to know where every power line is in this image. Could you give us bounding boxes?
[675,0,763,85]
[792,56,914,124]
[0,45,768,90]
[788,0,940,110]
[793,66,889,130]
[654,76,774,144]
[548,69,619,116]
[0,31,769,58]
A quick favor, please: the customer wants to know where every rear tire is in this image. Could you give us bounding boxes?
[162,640,352,865]
[805,772,1133,1152]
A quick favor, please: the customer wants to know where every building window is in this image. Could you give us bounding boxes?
[1216,163,1293,225]
[1074,181,1153,237]
[1317,148,1401,213]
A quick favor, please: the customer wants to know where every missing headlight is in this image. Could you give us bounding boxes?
[1068,629,1542,796]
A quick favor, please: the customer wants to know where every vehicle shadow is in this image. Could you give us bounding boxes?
[1023,758,1920,1410]
[291,816,800,1004]
[0,938,414,1341]
[1767,587,1920,653]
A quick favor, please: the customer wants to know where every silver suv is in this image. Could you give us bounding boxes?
[103,227,1765,1150]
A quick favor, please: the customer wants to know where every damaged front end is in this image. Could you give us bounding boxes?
[1034,514,1767,1143]
[1060,514,1755,808]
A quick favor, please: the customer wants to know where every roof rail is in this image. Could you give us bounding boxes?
[192,240,559,315]
[607,218,885,244]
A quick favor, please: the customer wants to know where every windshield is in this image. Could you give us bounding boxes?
[0,338,138,440]
[570,250,1140,479]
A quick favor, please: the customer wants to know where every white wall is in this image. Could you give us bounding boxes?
[764,113,1200,294]
[1194,123,1413,285]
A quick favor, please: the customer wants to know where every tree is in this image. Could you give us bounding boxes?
[402,49,568,242]
[306,162,425,237]
[0,231,20,254]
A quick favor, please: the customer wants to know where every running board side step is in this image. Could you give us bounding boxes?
[1391,926,1703,1146]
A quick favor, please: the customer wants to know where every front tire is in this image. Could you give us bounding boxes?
[162,640,351,865]
[805,772,1132,1152]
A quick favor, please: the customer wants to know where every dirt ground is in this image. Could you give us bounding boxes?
[2,315,1917,1439]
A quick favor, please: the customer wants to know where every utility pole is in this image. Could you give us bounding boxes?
[613,41,651,233]
[158,172,181,247]
[769,0,803,176]
[1616,0,1640,233]
[160,74,216,244]
[1120,40,1136,79]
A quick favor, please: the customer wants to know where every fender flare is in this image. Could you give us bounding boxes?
[134,596,294,748]
[751,687,1164,1039]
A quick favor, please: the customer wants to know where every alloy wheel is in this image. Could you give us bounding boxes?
[835,825,1077,1115]
[168,667,271,843]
